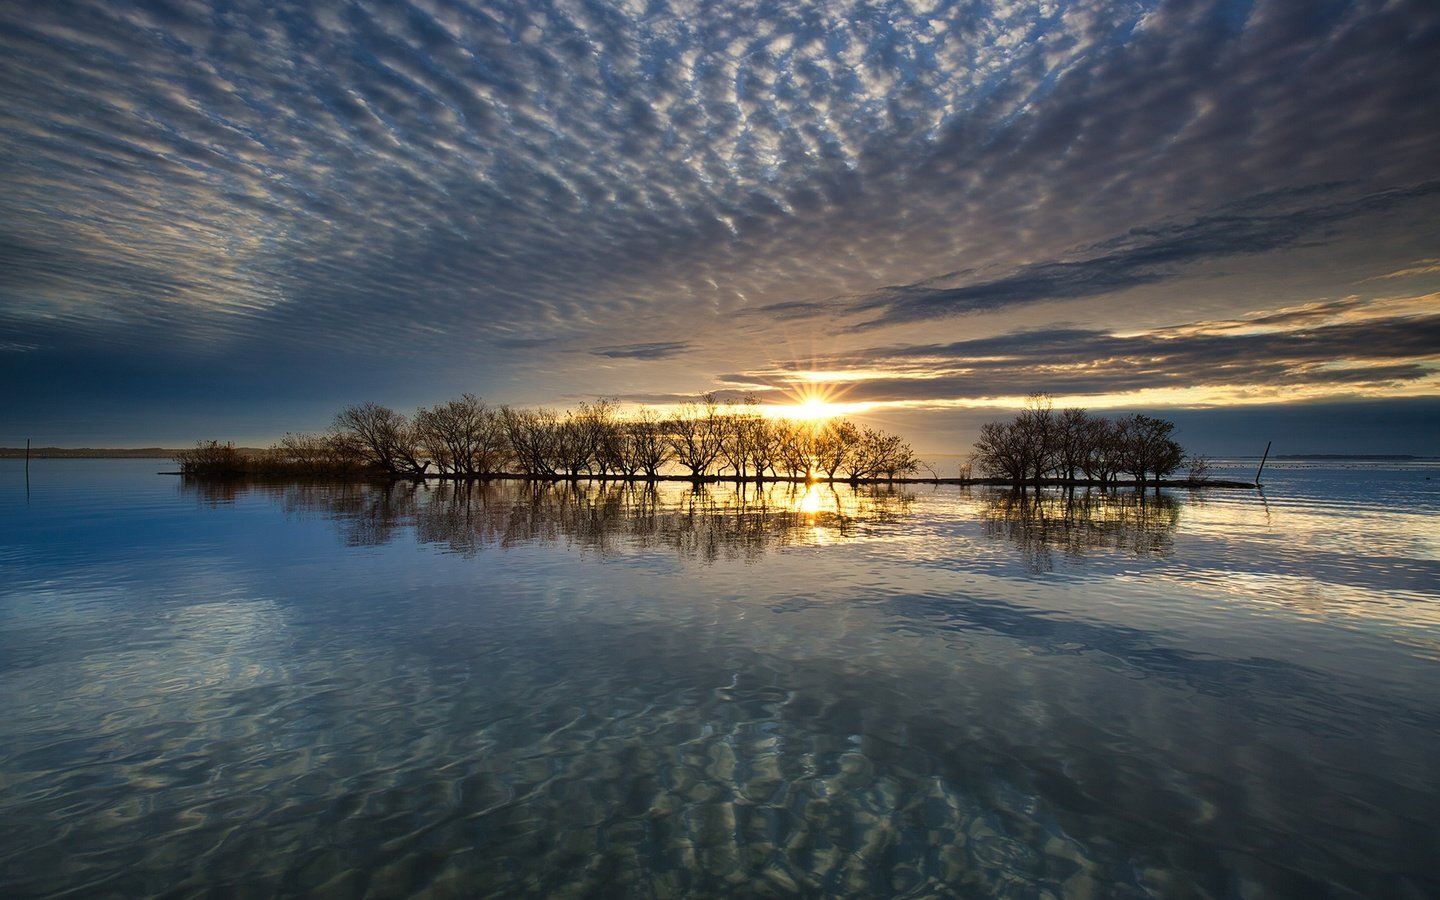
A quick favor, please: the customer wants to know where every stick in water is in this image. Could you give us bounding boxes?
[1254,440,1271,486]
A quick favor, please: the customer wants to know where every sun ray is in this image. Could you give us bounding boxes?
[763,382,870,422]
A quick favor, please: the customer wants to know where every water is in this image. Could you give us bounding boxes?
[2,459,1438,898]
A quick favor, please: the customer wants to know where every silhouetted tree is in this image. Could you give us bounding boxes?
[579,400,626,477]
[1055,407,1092,482]
[668,393,723,478]
[814,419,856,480]
[267,431,367,476]
[555,407,598,477]
[184,391,928,485]
[1017,393,1057,487]
[415,393,508,477]
[176,440,247,477]
[335,402,427,476]
[973,402,1185,490]
[746,416,780,481]
[626,410,672,479]
[1116,414,1184,490]
[775,420,815,479]
[1081,416,1122,487]
[973,420,1027,482]
[500,406,562,476]
[1184,453,1213,485]
[871,430,920,480]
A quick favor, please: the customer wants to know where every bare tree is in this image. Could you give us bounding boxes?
[875,432,920,481]
[1116,414,1184,490]
[973,420,1027,483]
[840,426,878,480]
[714,396,769,481]
[269,431,365,476]
[1184,453,1213,485]
[747,417,780,481]
[415,393,508,478]
[1055,407,1092,482]
[573,399,621,477]
[335,402,427,476]
[176,440,246,477]
[813,419,856,480]
[500,406,562,477]
[775,420,815,479]
[1017,392,1057,487]
[714,399,749,480]
[626,409,672,479]
[1081,416,1120,486]
[553,406,601,478]
[668,394,723,479]
[970,397,1192,492]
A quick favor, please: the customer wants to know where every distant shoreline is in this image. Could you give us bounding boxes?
[1270,454,1423,460]
[0,447,215,459]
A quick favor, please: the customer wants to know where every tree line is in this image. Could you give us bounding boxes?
[970,394,1202,489]
[177,393,923,482]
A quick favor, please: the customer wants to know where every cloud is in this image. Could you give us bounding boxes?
[729,303,1440,401]
[846,182,1440,327]
[1366,259,1440,281]
[1,0,1438,442]
[589,341,692,360]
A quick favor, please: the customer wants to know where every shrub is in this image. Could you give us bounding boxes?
[175,441,247,478]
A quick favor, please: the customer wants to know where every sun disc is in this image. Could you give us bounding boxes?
[793,397,839,421]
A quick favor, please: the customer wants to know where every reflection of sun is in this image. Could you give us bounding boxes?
[798,483,824,514]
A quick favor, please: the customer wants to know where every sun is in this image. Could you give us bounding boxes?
[791,396,843,421]
[763,384,866,422]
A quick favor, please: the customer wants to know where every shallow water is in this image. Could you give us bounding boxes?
[2,459,1438,898]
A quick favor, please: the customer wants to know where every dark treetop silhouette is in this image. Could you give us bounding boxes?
[177,391,1238,488]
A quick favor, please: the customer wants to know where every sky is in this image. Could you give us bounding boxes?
[2,0,1438,455]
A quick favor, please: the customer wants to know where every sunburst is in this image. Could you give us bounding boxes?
[766,383,864,422]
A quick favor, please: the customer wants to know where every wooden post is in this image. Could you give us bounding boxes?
[1254,440,1271,486]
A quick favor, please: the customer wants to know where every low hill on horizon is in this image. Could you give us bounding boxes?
[0,447,266,459]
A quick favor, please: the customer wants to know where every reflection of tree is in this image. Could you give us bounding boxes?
[183,477,245,506]
[182,479,916,563]
[980,488,1181,572]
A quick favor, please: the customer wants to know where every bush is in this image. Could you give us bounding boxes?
[175,441,247,478]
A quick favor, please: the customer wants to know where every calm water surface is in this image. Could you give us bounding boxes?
[2,459,1438,898]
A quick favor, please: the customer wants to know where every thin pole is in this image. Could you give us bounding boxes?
[1254,440,1271,486]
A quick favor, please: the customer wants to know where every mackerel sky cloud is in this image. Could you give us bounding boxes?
[1,0,1437,451]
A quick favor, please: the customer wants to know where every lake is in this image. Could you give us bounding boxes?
[2,459,1438,898]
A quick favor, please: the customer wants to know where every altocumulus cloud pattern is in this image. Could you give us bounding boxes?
[1,0,1438,442]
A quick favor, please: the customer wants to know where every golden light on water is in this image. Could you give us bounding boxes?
[797,483,825,514]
